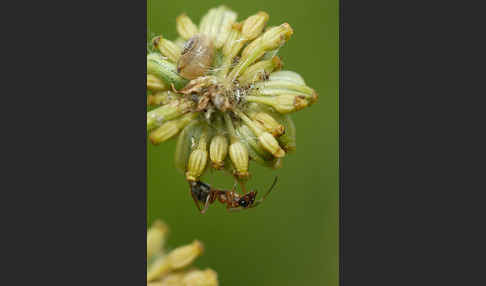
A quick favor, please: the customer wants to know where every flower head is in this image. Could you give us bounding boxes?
[147,6,318,184]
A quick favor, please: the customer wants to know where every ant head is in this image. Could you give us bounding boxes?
[238,191,256,208]
[190,180,211,202]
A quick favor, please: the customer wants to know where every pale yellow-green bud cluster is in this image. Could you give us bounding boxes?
[147,6,318,185]
[147,220,218,285]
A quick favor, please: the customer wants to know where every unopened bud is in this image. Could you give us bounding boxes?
[159,272,185,286]
[209,135,229,169]
[269,70,306,85]
[147,91,176,106]
[147,74,168,91]
[186,132,209,181]
[229,141,249,179]
[152,36,183,63]
[147,240,204,282]
[241,11,269,41]
[147,220,169,260]
[238,56,282,85]
[248,111,284,137]
[199,6,237,49]
[176,14,199,40]
[175,122,203,174]
[222,28,244,57]
[149,112,198,144]
[241,23,293,62]
[236,124,273,162]
[235,110,285,158]
[258,132,285,158]
[174,37,186,49]
[147,99,195,130]
[182,269,219,286]
[277,114,297,152]
[256,79,314,97]
[218,28,246,77]
[229,23,293,80]
[167,240,204,269]
[246,94,309,114]
[147,54,188,90]
[147,256,171,282]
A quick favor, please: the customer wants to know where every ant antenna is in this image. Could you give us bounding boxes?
[261,176,278,200]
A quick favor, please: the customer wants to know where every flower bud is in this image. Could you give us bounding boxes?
[159,272,185,286]
[168,240,204,269]
[199,6,237,49]
[186,133,209,181]
[149,113,198,144]
[236,124,273,161]
[238,56,282,85]
[277,114,297,152]
[147,74,168,91]
[147,91,176,107]
[241,23,293,62]
[260,23,294,49]
[246,103,297,152]
[235,110,285,158]
[147,256,171,282]
[228,23,293,80]
[269,70,306,85]
[222,28,244,57]
[182,269,219,286]
[147,54,188,90]
[147,99,195,130]
[174,37,186,49]
[229,141,249,179]
[248,111,284,137]
[258,132,285,158]
[152,36,182,63]
[147,220,169,260]
[176,14,199,40]
[209,135,229,169]
[147,240,204,282]
[256,79,314,97]
[175,122,203,173]
[246,94,309,114]
[218,28,246,77]
[241,11,269,40]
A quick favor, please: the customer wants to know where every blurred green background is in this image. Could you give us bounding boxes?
[147,0,338,285]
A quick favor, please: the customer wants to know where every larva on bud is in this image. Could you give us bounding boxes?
[177,34,215,80]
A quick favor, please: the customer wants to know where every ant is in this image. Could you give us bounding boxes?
[189,177,278,214]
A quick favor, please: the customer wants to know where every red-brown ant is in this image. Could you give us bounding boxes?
[189,177,278,214]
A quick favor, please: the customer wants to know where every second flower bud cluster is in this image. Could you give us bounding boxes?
[175,104,296,182]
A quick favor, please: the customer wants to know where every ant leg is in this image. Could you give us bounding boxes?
[227,206,244,212]
[231,180,238,193]
[190,190,202,213]
[201,194,211,214]
[237,179,247,195]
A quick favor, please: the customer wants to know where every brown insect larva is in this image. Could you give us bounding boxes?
[177,34,215,80]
